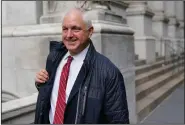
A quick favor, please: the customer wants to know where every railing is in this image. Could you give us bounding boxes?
[175,42,184,72]
[162,38,184,76]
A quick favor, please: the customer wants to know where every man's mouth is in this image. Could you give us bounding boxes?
[66,39,78,43]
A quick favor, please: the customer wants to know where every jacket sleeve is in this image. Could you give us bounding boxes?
[35,41,63,91]
[35,51,53,91]
[35,82,41,91]
[104,70,130,124]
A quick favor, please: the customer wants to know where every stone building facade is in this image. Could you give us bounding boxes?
[2,1,184,123]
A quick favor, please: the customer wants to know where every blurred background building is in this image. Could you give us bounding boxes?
[2,1,184,124]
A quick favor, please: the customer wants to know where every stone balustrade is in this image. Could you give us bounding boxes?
[2,93,38,124]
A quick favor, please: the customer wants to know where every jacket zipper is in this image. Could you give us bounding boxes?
[74,85,88,124]
[82,86,87,116]
[75,85,82,124]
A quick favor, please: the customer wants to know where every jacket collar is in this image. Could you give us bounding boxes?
[83,39,96,71]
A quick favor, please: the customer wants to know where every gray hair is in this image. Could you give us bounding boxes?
[62,8,93,30]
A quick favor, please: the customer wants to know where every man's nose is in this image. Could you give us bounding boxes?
[66,29,73,38]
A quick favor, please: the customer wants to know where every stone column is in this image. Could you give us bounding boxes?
[147,1,169,57]
[166,1,179,53]
[175,1,184,54]
[126,1,156,64]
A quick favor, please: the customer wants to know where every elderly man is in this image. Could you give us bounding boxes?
[34,8,129,124]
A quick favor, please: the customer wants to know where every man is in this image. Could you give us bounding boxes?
[34,8,129,124]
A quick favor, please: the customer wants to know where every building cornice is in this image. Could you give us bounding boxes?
[2,21,134,37]
[126,6,154,18]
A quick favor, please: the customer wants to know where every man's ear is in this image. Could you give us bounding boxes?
[88,26,94,38]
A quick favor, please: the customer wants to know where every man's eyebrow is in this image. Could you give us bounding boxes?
[71,26,81,29]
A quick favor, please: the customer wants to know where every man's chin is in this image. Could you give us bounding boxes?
[68,49,78,55]
[66,46,77,52]
[66,44,76,49]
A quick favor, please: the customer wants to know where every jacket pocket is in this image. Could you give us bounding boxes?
[83,97,102,123]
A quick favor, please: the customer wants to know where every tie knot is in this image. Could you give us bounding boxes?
[67,56,73,63]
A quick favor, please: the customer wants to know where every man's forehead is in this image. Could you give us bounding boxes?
[62,17,85,26]
[62,23,81,28]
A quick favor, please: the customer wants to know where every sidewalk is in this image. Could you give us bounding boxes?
[142,83,184,124]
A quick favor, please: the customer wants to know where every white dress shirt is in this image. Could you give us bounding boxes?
[49,45,90,124]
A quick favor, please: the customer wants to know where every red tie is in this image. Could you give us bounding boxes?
[53,56,73,124]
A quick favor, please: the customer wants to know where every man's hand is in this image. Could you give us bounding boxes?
[35,69,49,84]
